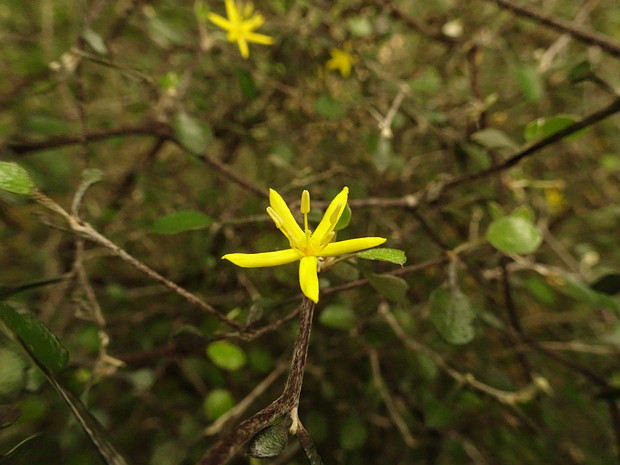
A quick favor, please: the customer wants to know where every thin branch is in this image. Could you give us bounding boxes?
[377,0,459,45]
[347,97,620,210]
[30,190,242,330]
[368,347,418,448]
[378,303,552,406]
[204,364,287,436]
[486,0,620,59]
[197,297,316,465]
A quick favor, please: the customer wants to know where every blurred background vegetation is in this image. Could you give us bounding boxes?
[2,0,620,464]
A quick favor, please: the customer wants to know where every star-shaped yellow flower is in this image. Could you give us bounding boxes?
[208,0,274,59]
[222,187,386,303]
[326,42,358,78]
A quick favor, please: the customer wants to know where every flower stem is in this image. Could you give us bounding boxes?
[198,297,315,464]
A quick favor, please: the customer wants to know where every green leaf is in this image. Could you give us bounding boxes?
[314,95,347,119]
[523,115,586,142]
[81,27,108,55]
[235,68,258,99]
[319,304,356,330]
[0,162,35,195]
[206,341,246,371]
[0,303,69,374]
[591,272,620,295]
[373,135,392,173]
[514,64,543,102]
[203,389,235,421]
[339,414,367,451]
[408,67,442,96]
[151,210,213,234]
[0,435,62,465]
[247,419,291,458]
[368,274,409,302]
[347,16,373,37]
[429,286,476,345]
[356,248,406,265]
[486,216,542,254]
[567,60,591,83]
[173,111,213,154]
[0,404,22,429]
[31,361,130,465]
[334,204,351,231]
[471,128,519,151]
[0,348,27,399]
[553,274,620,312]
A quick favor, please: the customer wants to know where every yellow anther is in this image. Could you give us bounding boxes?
[301,190,310,214]
[266,206,282,228]
[320,231,335,247]
[329,203,342,227]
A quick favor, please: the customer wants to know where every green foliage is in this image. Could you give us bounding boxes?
[339,414,368,451]
[486,216,543,254]
[3,0,620,463]
[0,435,62,465]
[429,286,476,345]
[513,64,544,102]
[319,304,356,330]
[203,389,235,421]
[150,210,213,234]
[0,303,69,374]
[523,115,586,142]
[0,162,34,195]
[205,341,246,371]
[173,112,213,154]
[356,248,407,265]
[0,347,27,399]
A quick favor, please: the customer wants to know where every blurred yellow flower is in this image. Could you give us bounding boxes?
[326,42,358,77]
[208,0,273,58]
[544,187,566,214]
[222,187,386,303]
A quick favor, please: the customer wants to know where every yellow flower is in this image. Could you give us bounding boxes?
[222,187,386,303]
[326,42,358,78]
[208,0,274,59]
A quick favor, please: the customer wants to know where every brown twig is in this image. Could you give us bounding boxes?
[486,0,620,59]
[29,190,242,330]
[197,297,315,465]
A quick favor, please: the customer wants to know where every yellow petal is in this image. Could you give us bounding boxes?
[299,256,319,303]
[245,32,274,45]
[319,237,386,257]
[242,13,265,30]
[269,189,305,245]
[208,12,232,30]
[313,187,349,242]
[225,0,239,23]
[237,37,250,58]
[222,249,301,267]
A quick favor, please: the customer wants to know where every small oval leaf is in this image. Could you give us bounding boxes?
[203,388,235,421]
[0,304,69,374]
[356,248,406,265]
[0,162,35,195]
[173,111,213,154]
[151,210,213,234]
[486,216,542,254]
[319,304,356,330]
[0,348,27,399]
[429,286,476,345]
[206,341,246,371]
[339,414,367,451]
[368,274,409,302]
